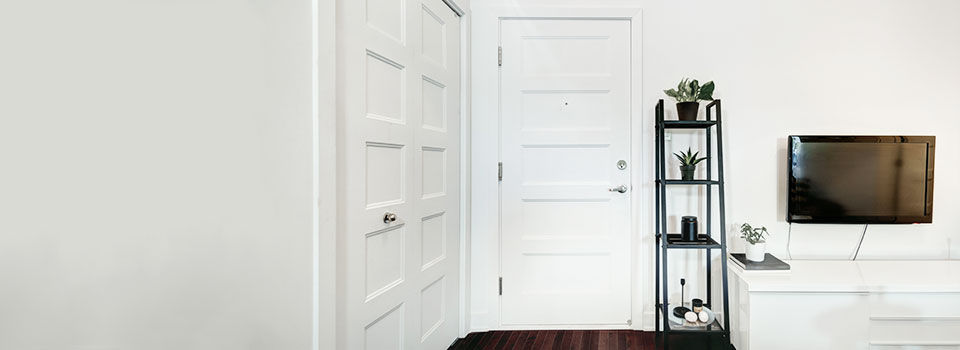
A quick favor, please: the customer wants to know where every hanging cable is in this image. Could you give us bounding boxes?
[852,224,869,260]
[786,222,793,260]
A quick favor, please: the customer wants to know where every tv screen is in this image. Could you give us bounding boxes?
[788,136,935,224]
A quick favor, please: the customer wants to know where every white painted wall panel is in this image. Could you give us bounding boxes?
[0,0,315,348]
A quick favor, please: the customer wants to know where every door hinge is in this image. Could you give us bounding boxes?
[498,162,503,181]
[498,277,503,295]
[498,46,502,67]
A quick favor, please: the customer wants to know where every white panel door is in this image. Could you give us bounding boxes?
[339,0,460,348]
[500,19,631,326]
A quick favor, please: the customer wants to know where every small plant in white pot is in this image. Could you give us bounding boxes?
[739,223,769,262]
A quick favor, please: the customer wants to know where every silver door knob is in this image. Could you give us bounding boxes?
[383,212,397,223]
[608,185,628,193]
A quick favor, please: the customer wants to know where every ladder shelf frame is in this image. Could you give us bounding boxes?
[654,99,732,349]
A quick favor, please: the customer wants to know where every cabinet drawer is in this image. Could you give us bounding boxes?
[869,293,960,317]
[870,317,960,343]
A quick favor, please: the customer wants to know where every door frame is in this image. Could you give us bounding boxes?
[469,6,646,331]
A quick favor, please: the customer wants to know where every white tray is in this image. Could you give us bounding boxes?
[667,305,716,328]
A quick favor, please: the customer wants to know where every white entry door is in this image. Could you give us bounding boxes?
[500,19,631,326]
[338,0,460,348]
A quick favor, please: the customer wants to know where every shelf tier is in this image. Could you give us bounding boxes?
[657,179,721,185]
[659,120,717,129]
[662,234,721,249]
[656,306,727,334]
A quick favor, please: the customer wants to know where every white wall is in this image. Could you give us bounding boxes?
[471,0,960,330]
[640,0,960,261]
[0,1,317,348]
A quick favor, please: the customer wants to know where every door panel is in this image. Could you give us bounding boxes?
[500,19,631,326]
[341,0,460,348]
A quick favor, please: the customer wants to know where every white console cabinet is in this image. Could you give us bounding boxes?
[729,260,960,350]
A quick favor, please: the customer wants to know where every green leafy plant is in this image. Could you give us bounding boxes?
[664,78,715,103]
[739,223,769,245]
[674,147,708,167]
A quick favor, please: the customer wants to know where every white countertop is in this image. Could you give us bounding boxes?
[730,259,960,293]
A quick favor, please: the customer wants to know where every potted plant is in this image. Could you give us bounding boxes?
[674,147,707,181]
[739,223,769,262]
[663,78,715,121]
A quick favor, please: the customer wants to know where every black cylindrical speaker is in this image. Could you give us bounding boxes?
[681,216,698,241]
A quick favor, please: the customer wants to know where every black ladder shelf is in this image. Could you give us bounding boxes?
[654,99,732,349]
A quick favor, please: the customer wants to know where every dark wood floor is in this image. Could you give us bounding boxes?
[448,330,656,350]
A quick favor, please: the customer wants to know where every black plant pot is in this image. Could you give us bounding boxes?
[676,102,700,121]
[680,165,696,180]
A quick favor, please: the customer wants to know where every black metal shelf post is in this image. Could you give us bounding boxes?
[654,99,732,349]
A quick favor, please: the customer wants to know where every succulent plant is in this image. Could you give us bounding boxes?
[674,147,708,167]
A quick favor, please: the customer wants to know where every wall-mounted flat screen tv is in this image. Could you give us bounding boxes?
[787,136,935,224]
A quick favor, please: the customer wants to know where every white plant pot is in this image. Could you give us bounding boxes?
[745,242,766,262]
